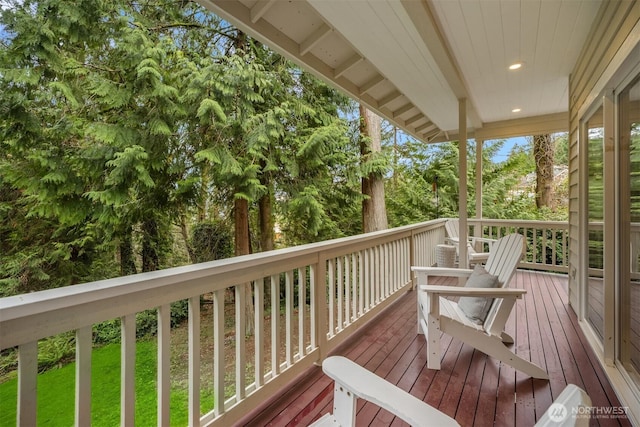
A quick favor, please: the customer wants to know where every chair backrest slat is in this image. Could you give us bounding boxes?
[484,233,523,287]
[444,219,460,240]
[482,234,524,331]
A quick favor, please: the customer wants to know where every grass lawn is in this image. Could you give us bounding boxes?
[0,340,213,426]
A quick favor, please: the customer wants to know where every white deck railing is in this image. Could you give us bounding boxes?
[0,219,575,426]
[470,219,570,273]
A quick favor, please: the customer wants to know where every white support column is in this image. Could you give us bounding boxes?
[459,98,469,269]
[475,139,484,240]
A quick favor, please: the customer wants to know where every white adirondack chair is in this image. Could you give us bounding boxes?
[444,219,496,264]
[311,356,591,427]
[413,233,549,379]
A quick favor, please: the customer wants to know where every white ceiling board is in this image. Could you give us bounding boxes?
[309,0,461,131]
[200,0,603,141]
[431,0,602,125]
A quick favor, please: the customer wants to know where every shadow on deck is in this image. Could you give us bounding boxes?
[240,271,631,427]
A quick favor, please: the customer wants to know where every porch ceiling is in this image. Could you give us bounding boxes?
[196,0,603,143]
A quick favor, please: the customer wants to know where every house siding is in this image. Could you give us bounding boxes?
[567,0,640,309]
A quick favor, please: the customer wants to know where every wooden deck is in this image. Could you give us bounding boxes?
[240,271,632,427]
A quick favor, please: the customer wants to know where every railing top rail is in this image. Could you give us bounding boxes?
[0,219,446,349]
[468,218,570,227]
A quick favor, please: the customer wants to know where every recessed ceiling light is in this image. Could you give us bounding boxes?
[509,63,523,70]
[512,108,521,113]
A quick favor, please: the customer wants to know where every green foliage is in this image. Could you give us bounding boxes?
[0,0,569,341]
[37,333,76,372]
[0,340,213,426]
[191,221,233,262]
[384,134,568,226]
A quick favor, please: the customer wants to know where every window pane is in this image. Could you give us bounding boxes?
[620,76,640,386]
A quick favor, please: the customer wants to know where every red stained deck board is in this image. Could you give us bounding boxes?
[241,271,632,427]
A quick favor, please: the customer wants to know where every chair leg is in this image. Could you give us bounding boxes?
[443,321,549,379]
[474,337,548,379]
[426,296,442,370]
[332,381,357,426]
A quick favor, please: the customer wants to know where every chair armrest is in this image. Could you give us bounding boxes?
[468,252,490,262]
[322,356,460,427]
[418,285,527,299]
[471,237,497,244]
[535,384,592,426]
[412,266,474,278]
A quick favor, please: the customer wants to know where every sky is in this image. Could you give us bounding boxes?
[491,136,528,162]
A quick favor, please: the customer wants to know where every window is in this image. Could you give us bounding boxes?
[618,75,640,387]
[586,106,605,342]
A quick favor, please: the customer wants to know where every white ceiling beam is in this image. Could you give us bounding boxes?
[359,75,386,96]
[401,0,482,129]
[427,130,442,142]
[428,112,569,143]
[392,103,415,118]
[415,121,435,133]
[404,113,424,126]
[197,0,436,145]
[250,0,276,23]
[334,54,364,79]
[378,90,402,108]
[300,23,333,56]
[474,112,568,140]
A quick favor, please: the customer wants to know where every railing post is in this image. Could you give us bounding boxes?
[409,231,416,289]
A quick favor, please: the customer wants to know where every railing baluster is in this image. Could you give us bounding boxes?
[351,253,357,317]
[542,227,548,265]
[18,341,37,426]
[384,244,390,296]
[235,286,246,401]
[328,259,335,336]
[350,252,358,321]
[270,275,280,376]
[363,249,370,311]
[392,241,398,291]
[75,326,92,427]
[344,255,350,325]
[358,251,364,316]
[297,268,305,357]
[337,257,344,329]
[213,290,225,416]
[285,270,294,366]
[309,265,318,350]
[188,296,201,427]
[121,313,136,427]
[551,229,558,266]
[157,305,170,427]
[254,280,264,388]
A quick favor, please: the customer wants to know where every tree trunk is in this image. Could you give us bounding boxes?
[234,197,255,335]
[258,171,275,252]
[179,214,196,264]
[534,133,554,209]
[119,226,137,276]
[359,104,388,232]
[141,219,160,272]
